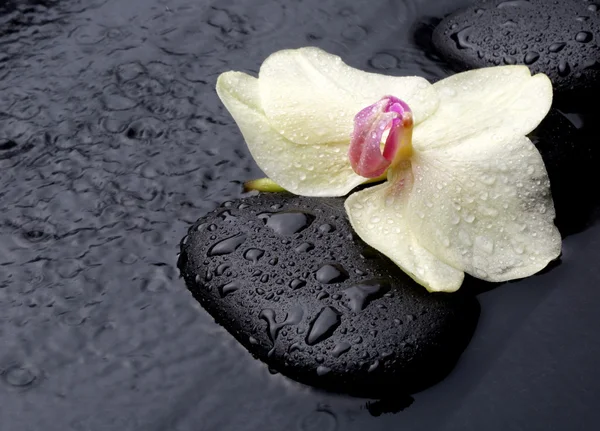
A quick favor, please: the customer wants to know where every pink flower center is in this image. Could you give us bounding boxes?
[348,96,413,178]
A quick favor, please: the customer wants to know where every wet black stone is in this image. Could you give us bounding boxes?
[432,0,600,98]
[179,193,480,398]
[530,109,600,236]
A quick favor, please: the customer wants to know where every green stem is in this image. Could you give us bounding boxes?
[244,173,389,193]
[244,178,288,193]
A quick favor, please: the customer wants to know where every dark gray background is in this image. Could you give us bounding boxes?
[1,0,598,430]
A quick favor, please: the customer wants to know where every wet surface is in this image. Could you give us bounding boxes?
[1,0,600,430]
[179,193,479,398]
[432,0,600,96]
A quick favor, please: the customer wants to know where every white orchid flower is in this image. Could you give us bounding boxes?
[216,47,562,292]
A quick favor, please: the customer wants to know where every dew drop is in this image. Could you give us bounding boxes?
[219,280,242,297]
[260,305,304,343]
[216,263,230,279]
[218,210,237,222]
[207,233,247,256]
[558,60,571,77]
[289,342,304,353]
[317,291,329,300]
[289,279,307,290]
[244,248,265,263]
[318,223,335,233]
[548,42,566,53]
[575,31,593,43]
[451,26,477,50]
[497,0,532,8]
[315,264,348,284]
[332,342,351,358]
[475,236,495,254]
[262,211,314,235]
[306,307,341,345]
[342,279,391,312]
[295,242,315,253]
[524,51,540,65]
[459,230,472,246]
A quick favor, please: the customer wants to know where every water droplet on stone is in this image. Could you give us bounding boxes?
[332,342,351,358]
[524,51,540,65]
[451,26,477,50]
[317,291,329,300]
[289,279,307,290]
[218,279,241,297]
[558,60,571,77]
[306,306,341,345]
[219,210,237,222]
[497,0,532,8]
[575,31,593,43]
[215,263,230,276]
[318,223,335,233]
[207,233,247,256]
[260,305,304,343]
[548,42,566,53]
[289,342,304,353]
[295,242,315,253]
[316,264,348,284]
[263,211,314,235]
[244,248,265,263]
[342,279,391,312]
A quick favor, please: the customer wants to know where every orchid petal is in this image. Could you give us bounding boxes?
[345,165,465,292]
[216,71,366,196]
[413,66,552,152]
[407,132,561,283]
[259,47,438,145]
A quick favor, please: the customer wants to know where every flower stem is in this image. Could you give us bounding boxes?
[244,178,288,193]
[244,173,388,194]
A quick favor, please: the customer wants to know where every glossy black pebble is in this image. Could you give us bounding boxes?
[178,193,480,398]
[432,0,600,97]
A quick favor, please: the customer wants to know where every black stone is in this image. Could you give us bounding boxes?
[178,193,480,398]
[530,109,600,236]
[432,0,600,98]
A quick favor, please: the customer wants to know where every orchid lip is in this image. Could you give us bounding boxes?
[348,96,413,178]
